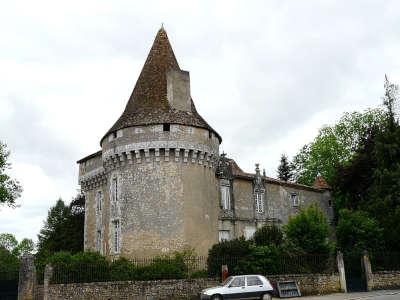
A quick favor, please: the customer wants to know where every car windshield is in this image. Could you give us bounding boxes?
[222,276,233,286]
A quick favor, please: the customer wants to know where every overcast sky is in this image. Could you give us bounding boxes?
[1,0,399,243]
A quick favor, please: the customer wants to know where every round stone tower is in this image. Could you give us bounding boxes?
[81,28,221,258]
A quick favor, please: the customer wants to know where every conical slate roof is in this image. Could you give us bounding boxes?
[102,28,221,143]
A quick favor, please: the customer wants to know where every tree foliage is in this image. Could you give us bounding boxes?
[0,142,22,207]
[284,204,332,254]
[36,195,85,261]
[292,109,385,186]
[334,77,400,251]
[0,233,34,257]
[277,154,293,182]
[336,209,384,253]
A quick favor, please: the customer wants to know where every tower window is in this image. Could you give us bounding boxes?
[96,191,102,213]
[96,230,102,253]
[163,124,170,132]
[111,178,118,202]
[113,220,120,254]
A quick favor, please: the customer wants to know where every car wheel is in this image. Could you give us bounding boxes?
[260,293,271,300]
[211,294,223,300]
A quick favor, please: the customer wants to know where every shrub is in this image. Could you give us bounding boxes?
[233,244,281,275]
[253,224,283,247]
[207,237,251,276]
[110,258,137,281]
[284,204,332,254]
[139,257,186,280]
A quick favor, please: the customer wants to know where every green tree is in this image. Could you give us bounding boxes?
[14,238,35,257]
[0,233,18,252]
[284,204,332,254]
[366,76,400,250]
[277,154,293,181]
[292,109,384,186]
[334,77,400,250]
[0,142,22,207]
[0,233,34,257]
[0,247,20,280]
[36,195,84,260]
[336,209,384,253]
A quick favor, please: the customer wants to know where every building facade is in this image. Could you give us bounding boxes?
[78,28,333,258]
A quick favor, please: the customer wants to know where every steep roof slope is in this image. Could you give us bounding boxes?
[102,28,221,143]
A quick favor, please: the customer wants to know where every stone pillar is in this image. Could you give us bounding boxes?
[362,250,373,291]
[43,264,53,300]
[336,251,347,293]
[18,254,36,300]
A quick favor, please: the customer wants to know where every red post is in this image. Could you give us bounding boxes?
[221,265,228,282]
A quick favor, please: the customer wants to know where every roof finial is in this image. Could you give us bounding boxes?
[161,22,164,30]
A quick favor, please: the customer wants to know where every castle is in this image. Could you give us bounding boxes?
[77,28,333,258]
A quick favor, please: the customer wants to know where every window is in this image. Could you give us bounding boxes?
[111,178,118,202]
[328,199,332,207]
[244,226,256,240]
[208,131,212,139]
[113,220,120,253]
[163,124,170,132]
[230,276,245,287]
[255,192,264,213]
[96,230,102,253]
[218,230,230,242]
[291,193,299,207]
[247,276,263,286]
[220,184,231,210]
[96,191,102,213]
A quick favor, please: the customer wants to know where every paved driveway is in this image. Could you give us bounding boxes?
[289,290,400,300]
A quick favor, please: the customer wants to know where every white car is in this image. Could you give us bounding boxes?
[199,275,274,300]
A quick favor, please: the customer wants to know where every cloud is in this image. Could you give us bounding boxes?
[1,0,400,241]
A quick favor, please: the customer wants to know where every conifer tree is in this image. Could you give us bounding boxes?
[277,154,293,181]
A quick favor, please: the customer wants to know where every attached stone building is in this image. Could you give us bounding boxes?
[77,28,333,258]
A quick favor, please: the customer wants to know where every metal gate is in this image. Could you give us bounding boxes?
[0,279,18,300]
[343,252,366,292]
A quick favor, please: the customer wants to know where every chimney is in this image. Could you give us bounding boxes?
[167,69,191,112]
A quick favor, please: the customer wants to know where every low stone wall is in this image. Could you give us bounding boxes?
[47,278,219,300]
[372,271,400,290]
[44,273,340,299]
[34,284,44,300]
[268,273,341,296]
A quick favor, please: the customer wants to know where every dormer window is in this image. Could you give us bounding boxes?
[220,180,231,210]
[291,193,299,207]
[255,192,264,213]
[163,124,170,132]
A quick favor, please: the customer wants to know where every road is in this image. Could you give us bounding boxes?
[289,290,400,300]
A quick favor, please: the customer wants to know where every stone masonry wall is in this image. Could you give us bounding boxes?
[44,274,340,300]
[46,278,219,300]
[372,271,400,290]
